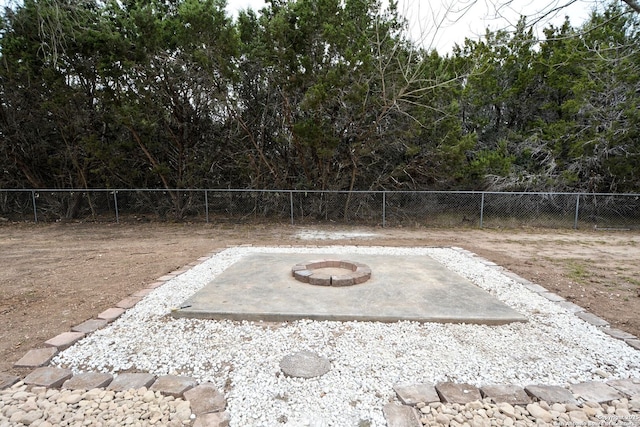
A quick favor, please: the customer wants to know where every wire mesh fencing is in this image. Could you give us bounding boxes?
[481,192,578,229]
[384,191,482,227]
[0,189,639,230]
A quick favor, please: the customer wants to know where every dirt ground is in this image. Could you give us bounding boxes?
[1,222,639,377]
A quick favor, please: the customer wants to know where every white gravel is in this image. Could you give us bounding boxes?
[52,246,640,427]
[295,230,379,240]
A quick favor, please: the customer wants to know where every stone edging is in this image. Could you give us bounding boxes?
[2,244,640,427]
[292,258,372,286]
[450,247,640,351]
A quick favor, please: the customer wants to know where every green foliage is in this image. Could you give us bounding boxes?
[0,0,639,202]
[466,140,514,184]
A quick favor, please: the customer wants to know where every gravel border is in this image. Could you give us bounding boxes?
[42,245,640,426]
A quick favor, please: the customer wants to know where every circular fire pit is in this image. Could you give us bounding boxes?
[291,259,372,287]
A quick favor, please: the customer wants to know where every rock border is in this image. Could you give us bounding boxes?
[291,258,372,286]
[3,244,640,427]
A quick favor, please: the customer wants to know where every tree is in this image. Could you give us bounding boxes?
[467,0,639,28]
[545,4,640,192]
[107,0,238,216]
[232,0,472,194]
[440,1,640,192]
[1,0,638,210]
[0,0,122,216]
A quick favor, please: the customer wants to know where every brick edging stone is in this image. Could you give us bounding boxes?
[450,247,640,352]
[3,245,640,425]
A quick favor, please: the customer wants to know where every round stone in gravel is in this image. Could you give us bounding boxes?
[279,351,330,378]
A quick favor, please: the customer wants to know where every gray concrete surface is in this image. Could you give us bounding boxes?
[172,253,527,324]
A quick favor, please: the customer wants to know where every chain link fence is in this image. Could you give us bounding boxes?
[1,189,639,230]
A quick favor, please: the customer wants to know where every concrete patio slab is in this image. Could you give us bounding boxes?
[173,252,526,325]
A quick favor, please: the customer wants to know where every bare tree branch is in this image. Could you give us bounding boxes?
[622,0,640,14]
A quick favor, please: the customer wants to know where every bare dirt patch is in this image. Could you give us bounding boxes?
[1,222,639,377]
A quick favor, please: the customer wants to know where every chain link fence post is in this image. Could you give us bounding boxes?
[382,191,386,227]
[112,191,119,223]
[289,191,294,225]
[5,189,640,228]
[479,192,485,228]
[574,194,580,229]
[205,190,209,223]
[31,190,38,223]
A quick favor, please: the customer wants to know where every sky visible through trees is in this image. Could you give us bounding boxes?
[227,0,596,51]
[0,0,638,213]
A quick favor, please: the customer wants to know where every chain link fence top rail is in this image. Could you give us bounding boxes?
[1,189,639,230]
